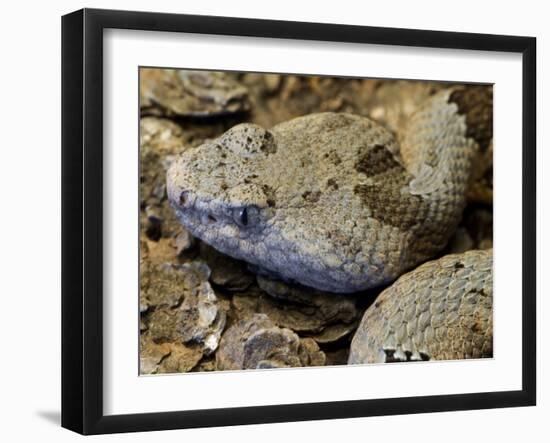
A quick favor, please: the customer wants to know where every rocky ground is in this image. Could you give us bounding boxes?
[138,69,493,374]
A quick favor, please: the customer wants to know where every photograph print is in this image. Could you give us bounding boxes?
[138,68,493,375]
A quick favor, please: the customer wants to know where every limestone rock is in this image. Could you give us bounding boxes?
[140,262,227,363]
[230,276,360,343]
[140,337,203,375]
[142,69,250,117]
[216,314,326,370]
[200,243,254,291]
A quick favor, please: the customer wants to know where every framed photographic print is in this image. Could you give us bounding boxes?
[61,8,536,435]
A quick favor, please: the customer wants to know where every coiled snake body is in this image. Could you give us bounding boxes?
[349,249,493,363]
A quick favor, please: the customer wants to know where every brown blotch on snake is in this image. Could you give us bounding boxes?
[448,86,493,152]
[355,144,401,176]
[354,170,430,231]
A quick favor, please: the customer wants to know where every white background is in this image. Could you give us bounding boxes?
[0,0,546,442]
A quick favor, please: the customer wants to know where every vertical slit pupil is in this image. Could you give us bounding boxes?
[240,208,248,226]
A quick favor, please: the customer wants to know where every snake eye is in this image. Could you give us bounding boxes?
[232,206,260,228]
[233,207,248,227]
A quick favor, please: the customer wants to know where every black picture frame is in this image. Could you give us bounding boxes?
[61,8,537,435]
